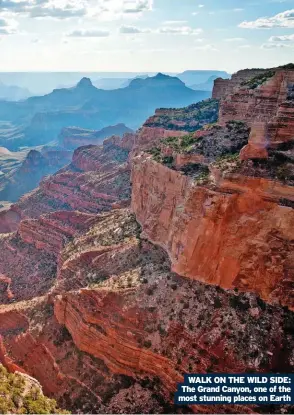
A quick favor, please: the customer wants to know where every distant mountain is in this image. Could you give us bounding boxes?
[177,70,230,87]
[190,75,221,91]
[0,74,210,150]
[0,81,31,101]
[52,75,150,91]
[92,78,131,90]
[0,148,72,203]
[60,123,134,150]
[0,72,158,95]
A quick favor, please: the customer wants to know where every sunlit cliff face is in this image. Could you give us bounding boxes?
[0,66,293,414]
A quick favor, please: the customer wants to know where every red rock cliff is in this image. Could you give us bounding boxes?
[1,210,293,414]
[0,65,294,415]
[131,155,294,309]
[213,68,294,159]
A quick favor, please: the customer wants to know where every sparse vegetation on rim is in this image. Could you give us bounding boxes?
[145,99,219,132]
[0,365,69,414]
[241,70,276,89]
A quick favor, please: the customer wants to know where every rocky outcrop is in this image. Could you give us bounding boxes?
[213,67,294,159]
[72,143,129,172]
[131,155,294,310]
[0,209,293,414]
[134,127,187,151]
[212,69,268,100]
[135,99,219,152]
[144,99,219,133]
[19,211,97,254]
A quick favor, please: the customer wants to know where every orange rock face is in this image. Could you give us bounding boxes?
[0,66,294,414]
[1,209,293,414]
[131,156,294,309]
[134,127,187,151]
[240,122,269,160]
[213,69,294,159]
[212,69,268,100]
[19,211,97,254]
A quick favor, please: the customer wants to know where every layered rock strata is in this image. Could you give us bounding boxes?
[0,210,293,414]
[0,141,131,233]
[0,65,293,415]
[131,155,294,309]
[213,67,294,159]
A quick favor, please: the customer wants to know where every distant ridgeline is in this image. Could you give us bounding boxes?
[0,73,210,151]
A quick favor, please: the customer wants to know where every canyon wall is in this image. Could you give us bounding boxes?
[0,209,293,414]
[0,140,131,233]
[213,68,294,159]
[131,156,294,309]
[0,66,293,414]
[132,66,294,310]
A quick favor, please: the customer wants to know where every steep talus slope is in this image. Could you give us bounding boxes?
[0,66,293,414]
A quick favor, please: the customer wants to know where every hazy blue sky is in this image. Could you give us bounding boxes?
[0,0,293,73]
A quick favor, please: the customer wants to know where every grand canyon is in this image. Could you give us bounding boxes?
[0,63,293,413]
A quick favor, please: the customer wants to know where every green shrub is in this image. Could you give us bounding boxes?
[180,134,198,149]
[241,71,275,89]
[0,364,70,414]
[162,156,174,166]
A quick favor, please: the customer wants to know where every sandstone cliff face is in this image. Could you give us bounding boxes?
[131,156,294,309]
[130,68,294,312]
[0,66,294,415]
[0,210,293,414]
[213,68,294,159]
[212,69,269,100]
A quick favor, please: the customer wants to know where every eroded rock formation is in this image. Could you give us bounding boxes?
[0,65,293,414]
[131,156,294,309]
[0,140,131,233]
[0,148,72,205]
[0,210,293,414]
[213,66,294,159]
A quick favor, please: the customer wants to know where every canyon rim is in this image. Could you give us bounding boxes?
[0,64,293,413]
